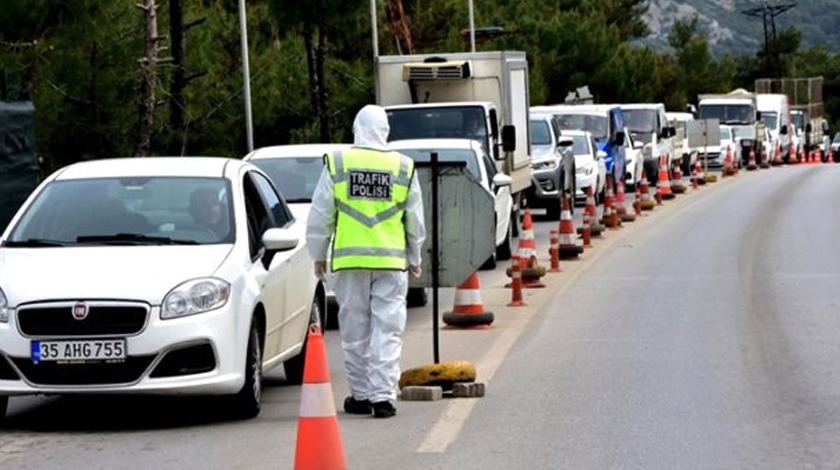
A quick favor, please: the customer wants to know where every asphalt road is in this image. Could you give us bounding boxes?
[4,165,840,469]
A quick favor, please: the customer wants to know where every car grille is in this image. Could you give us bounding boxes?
[10,355,156,385]
[17,302,149,337]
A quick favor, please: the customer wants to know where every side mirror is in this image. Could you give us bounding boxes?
[596,150,607,160]
[806,123,813,133]
[614,131,625,146]
[780,124,788,135]
[501,125,516,154]
[492,173,511,187]
[557,136,574,148]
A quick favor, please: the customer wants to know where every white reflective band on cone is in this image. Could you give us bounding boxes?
[299,383,337,418]
[454,289,482,306]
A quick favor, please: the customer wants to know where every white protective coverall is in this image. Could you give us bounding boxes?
[305,104,426,404]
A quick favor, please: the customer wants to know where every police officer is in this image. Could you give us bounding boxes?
[755,111,767,165]
[306,104,426,418]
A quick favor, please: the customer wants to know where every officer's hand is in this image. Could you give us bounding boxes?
[409,265,422,278]
[314,261,327,281]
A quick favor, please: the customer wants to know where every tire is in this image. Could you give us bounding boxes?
[545,200,560,220]
[231,320,263,419]
[284,300,317,384]
[479,252,497,270]
[0,396,7,421]
[407,287,428,308]
[496,221,513,261]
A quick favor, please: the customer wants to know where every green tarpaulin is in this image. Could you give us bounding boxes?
[0,101,37,231]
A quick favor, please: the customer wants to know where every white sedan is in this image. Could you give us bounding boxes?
[623,127,644,190]
[389,138,514,270]
[567,130,607,204]
[0,157,318,420]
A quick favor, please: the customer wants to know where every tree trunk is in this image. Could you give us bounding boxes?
[168,0,187,155]
[303,22,320,139]
[135,0,160,157]
[316,28,330,142]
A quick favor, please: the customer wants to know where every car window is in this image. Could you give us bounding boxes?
[529,119,553,145]
[249,156,324,203]
[6,176,233,245]
[250,171,292,228]
[571,135,589,155]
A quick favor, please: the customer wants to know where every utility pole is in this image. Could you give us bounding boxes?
[741,0,795,78]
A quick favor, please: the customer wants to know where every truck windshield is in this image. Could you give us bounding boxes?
[386,106,488,154]
[761,111,778,130]
[792,113,806,131]
[622,109,657,134]
[699,104,754,125]
[554,114,608,141]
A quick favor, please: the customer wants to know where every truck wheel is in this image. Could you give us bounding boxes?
[496,223,513,261]
[546,200,560,220]
[0,396,7,421]
[407,287,428,308]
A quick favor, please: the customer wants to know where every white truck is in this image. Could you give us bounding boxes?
[374,51,531,232]
[697,89,762,167]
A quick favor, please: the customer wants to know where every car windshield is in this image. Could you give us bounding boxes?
[386,106,489,155]
[250,156,323,203]
[720,126,733,141]
[571,135,590,155]
[530,119,553,145]
[5,176,234,246]
[554,114,608,140]
[394,148,480,181]
[699,104,754,125]
[622,109,657,134]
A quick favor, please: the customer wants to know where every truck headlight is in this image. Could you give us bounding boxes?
[162,278,230,319]
[0,288,9,323]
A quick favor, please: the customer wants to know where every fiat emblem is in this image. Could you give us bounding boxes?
[71,302,90,321]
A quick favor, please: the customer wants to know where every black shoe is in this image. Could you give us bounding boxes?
[372,401,396,418]
[344,396,372,415]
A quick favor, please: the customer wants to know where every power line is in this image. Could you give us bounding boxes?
[741,0,796,78]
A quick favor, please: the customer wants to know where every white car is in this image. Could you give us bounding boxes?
[568,130,607,203]
[719,125,741,168]
[623,127,644,190]
[0,157,318,420]
[244,143,352,316]
[388,138,514,269]
[244,143,430,309]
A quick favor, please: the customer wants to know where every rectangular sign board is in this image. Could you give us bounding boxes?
[687,118,721,149]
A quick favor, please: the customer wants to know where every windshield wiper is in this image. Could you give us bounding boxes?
[76,233,198,245]
[3,238,67,247]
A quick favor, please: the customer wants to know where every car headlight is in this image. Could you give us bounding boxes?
[0,288,9,323]
[585,164,594,175]
[162,278,231,319]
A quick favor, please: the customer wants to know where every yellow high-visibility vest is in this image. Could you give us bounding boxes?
[327,148,414,271]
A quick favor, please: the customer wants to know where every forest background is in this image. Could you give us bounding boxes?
[2,0,838,175]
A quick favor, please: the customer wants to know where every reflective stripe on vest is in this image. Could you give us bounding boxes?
[328,148,413,271]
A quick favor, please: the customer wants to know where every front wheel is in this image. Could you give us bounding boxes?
[231,320,263,419]
[496,221,513,261]
[0,396,7,421]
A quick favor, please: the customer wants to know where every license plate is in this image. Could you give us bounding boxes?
[31,339,127,363]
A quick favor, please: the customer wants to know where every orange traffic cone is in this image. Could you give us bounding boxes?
[771,144,783,166]
[507,255,526,307]
[294,324,346,470]
[633,180,643,216]
[548,228,562,272]
[722,146,735,177]
[639,169,656,210]
[615,180,636,222]
[516,208,546,288]
[600,178,620,230]
[746,147,757,171]
[557,192,584,259]
[578,188,594,247]
[657,157,675,201]
[443,272,494,328]
[671,163,686,194]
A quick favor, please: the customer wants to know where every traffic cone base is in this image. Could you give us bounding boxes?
[557,193,583,259]
[443,272,494,328]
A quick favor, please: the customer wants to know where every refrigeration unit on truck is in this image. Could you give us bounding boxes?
[698,89,761,167]
[374,51,532,229]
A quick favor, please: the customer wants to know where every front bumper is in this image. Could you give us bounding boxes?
[0,300,246,396]
[525,167,561,208]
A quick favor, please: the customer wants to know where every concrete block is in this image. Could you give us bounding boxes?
[452,382,486,398]
[400,386,443,401]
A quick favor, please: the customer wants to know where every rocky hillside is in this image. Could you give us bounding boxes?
[641,0,840,56]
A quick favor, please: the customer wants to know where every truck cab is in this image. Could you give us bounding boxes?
[698,90,760,166]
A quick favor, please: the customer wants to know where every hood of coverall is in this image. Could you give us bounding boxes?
[353,105,390,151]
